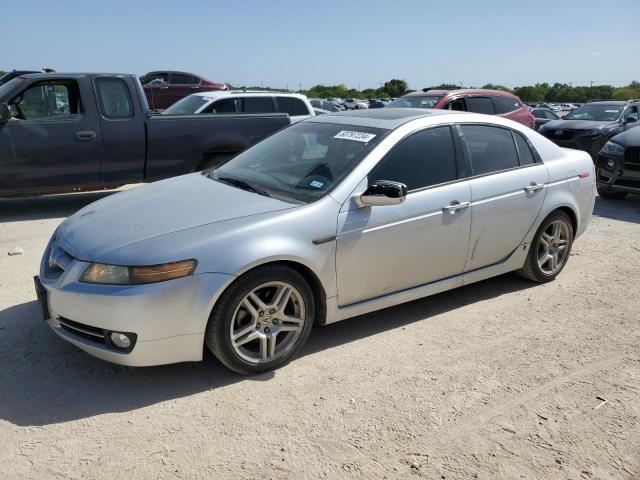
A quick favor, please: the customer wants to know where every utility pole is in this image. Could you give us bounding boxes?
[299,83,302,93]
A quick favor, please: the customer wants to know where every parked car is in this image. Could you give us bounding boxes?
[368,99,389,109]
[310,99,341,115]
[328,98,344,109]
[35,109,595,373]
[386,89,535,128]
[538,100,640,160]
[140,70,226,111]
[559,103,577,111]
[343,98,368,110]
[0,73,295,196]
[595,127,640,199]
[163,91,314,123]
[0,69,40,85]
[530,107,560,129]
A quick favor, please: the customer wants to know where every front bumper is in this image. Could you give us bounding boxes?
[541,131,606,160]
[38,240,233,366]
[596,150,640,194]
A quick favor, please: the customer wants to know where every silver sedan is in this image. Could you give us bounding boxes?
[36,109,596,373]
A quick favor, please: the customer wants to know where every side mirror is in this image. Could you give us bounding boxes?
[0,103,10,124]
[359,180,407,207]
[625,116,637,124]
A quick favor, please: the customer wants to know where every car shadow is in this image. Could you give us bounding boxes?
[0,190,123,223]
[0,273,534,427]
[593,194,640,224]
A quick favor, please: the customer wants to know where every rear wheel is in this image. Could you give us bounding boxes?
[518,211,574,283]
[597,185,628,200]
[205,265,314,374]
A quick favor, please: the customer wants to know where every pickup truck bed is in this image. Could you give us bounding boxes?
[0,73,290,196]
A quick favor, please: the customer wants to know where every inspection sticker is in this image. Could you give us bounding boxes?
[333,130,376,143]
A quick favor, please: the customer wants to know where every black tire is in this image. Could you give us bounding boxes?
[517,210,574,283]
[200,153,235,171]
[597,186,628,200]
[205,264,315,374]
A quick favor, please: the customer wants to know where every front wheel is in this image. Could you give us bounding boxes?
[517,211,574,283]
[205,265,314,374]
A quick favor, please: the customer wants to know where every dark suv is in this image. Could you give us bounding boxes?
[140,71,227,110]
[386,89,535,128]
[538,100,640,160]
[596,127,640,199]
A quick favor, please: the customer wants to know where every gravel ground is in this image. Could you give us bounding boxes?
[0,190,639,480]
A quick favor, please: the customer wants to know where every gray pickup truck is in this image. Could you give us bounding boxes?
[0,73,291,196]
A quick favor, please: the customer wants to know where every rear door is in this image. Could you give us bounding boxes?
[141,72,170,110]
[93,76,146,184]
[465,96,496,115]
[458,124,548,272]
[0,77,102,193]
[275,96,312,123]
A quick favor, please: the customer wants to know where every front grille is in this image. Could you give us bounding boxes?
[59,317,107,344]
[625,148,640,171]
[544,129,579,142]
[44,241,75,278]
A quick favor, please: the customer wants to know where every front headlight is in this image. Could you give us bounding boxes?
[601,141,625,156]
[80,259,197,285]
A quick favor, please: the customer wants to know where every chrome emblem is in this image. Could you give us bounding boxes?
[555,130,564,136]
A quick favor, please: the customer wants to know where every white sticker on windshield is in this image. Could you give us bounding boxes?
[333,130,376,143]
[605,110,620,113]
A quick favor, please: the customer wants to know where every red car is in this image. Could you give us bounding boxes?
[140,71,226,110]
[387,89,535,128]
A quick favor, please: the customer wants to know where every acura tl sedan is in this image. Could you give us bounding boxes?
[36,109,596,374]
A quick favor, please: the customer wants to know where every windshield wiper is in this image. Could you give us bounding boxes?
[215,176,271,198]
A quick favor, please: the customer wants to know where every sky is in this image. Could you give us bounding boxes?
[1,0,639,90]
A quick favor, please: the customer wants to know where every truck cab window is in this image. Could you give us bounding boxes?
[95,78,134,119]
[9,81,81,120]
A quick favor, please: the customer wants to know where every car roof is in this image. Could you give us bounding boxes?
[191,90,308,100]
[19,72,132,79]
[143,70,202,77]
[407,89,517,98]
[307,108,462,129]
[586,101,627,105]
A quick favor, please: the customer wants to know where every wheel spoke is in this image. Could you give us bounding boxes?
[538,252,552,269]
[248,292,267,311]
[551,222,561,240]
[267,333,277,358]
[551,252,559,271]
[540,232,553,248]
[234,330,260,347]
[271,285,292,312]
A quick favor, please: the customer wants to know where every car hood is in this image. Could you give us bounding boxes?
[609,125,640,146]
[57,173,298,261]
[543,119,616,131]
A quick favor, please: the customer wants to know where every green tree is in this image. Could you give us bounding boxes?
[0,70,5,77]
[481,83,513,93]
[382,79,408,97]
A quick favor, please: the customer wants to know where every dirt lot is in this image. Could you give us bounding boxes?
[0,189,639,480]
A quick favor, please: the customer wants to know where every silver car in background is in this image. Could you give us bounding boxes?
[36,109,595,374]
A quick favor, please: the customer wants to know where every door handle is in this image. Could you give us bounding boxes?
[524,182,544,193]
[442,201,470,214]
[75,130,96,142]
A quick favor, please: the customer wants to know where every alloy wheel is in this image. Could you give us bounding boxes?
[536,219,571,275]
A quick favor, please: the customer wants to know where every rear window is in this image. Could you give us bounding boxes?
[387,95,441,109]
[514,132,536,165]
[493,95,520,114]
[163,95,210,115]
[276,96,309,116]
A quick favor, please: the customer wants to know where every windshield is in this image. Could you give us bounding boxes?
[162,95,211,115]
[386,95,442,109]
[210,122,387,203]
[563,104,624,121]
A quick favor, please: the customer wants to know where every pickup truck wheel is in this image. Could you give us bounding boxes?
[597,186,627,200]
[200,153,234,171]
[205,265,314,374]
[517,211,574,283]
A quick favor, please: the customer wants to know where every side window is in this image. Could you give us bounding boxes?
[276,97,309,116]
[444,97,466,111]
[171,73,197,85]
[369,126,457,191]
[210,98,238,113]
[513,132,535,165]
[493,96,520,114]
[532,109,544,119]
[460,125,519,175]
[9,81,81,120]
[141,73,168,85]
[625,106,639,121]
[95,78,133,119]
[242,97,275,114]
[466,97,496,115]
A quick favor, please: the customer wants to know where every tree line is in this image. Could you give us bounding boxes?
[303,79,640,102]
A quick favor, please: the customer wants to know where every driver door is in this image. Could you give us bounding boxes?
[0,78,101,194]
[336,126,472,306]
